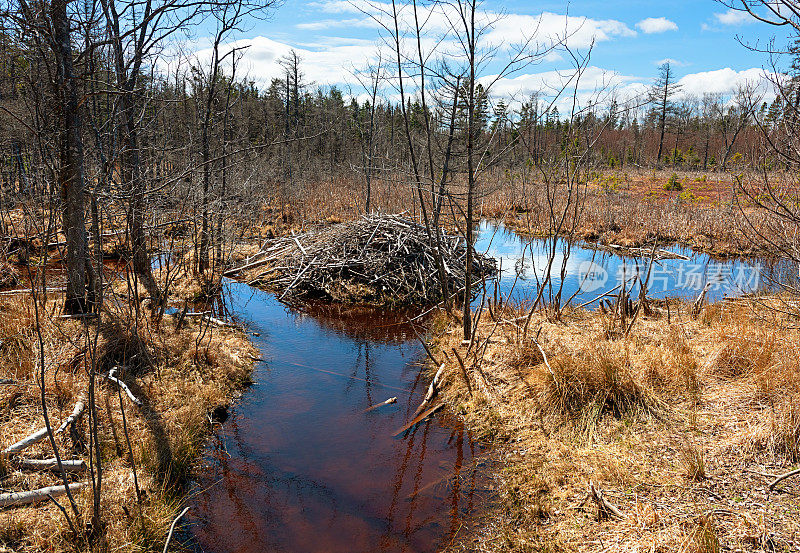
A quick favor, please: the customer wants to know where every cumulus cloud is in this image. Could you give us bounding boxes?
[714,9,753,26]
[636,17,678,34]
[676,67,771,98]
[190,35,383,87]
[302,1,636,52]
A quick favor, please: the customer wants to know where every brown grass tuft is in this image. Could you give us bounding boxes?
[538,345,661,436]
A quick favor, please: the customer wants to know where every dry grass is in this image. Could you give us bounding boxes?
[480,168,772,258]
[0,267,256,552]
[434,296,800,552]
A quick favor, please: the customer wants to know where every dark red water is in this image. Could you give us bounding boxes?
[188,283,486,553]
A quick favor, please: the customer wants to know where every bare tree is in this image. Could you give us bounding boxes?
[649,61,681,166]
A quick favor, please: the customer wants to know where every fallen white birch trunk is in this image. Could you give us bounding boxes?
[0,483,85,508]
[2,399,86,456]
[17,458,86,472]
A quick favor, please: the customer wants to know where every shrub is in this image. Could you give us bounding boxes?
[663,173,683,191]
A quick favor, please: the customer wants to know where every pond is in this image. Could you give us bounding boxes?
[475,221,790,306]
[187,222,789,553]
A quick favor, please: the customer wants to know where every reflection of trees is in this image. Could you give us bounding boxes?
[294,302,429,344]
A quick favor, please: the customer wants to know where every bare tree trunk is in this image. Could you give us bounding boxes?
[52,0,88,314]
[462,0,476,342]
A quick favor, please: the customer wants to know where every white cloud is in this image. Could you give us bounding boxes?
[676,67,774,99]
[302,1,636,52]
[714,9,753,26]
[636,17,678,34]
[190,35,383,87]
[655,58,689,67]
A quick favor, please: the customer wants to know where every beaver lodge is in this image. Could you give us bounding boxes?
[226,213,497,305]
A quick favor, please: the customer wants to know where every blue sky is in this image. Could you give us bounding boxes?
[196,0,786,107]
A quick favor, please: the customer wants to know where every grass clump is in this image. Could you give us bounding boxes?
[538,345,660,436]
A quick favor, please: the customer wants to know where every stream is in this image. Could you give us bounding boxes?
[187,222,786,553]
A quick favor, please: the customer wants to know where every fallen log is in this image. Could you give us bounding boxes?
[183,312,234,328]
[2,399,86,456]
[392,403,444,437]
[223,255,270,276]
[0,483,86,508]
[362,397,397,413]
[17,458,86,472]
[0,287,66,296]
[105,368,143,406]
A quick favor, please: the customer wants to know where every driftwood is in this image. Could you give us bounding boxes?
[604,243,690,261]
[105,368,142,406]
[589,481,626,520]
[183,312,234,328]
[0,483,85,508]
[236,213,496,305]
[2,398,86,455]
[362,397,397,413]
[768,467,800,490]
[392,403,445,437]
[17,458,86,472]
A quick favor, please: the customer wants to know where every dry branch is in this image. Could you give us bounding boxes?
[105,368,143,406]
[768,467,800,490]
[362,397,398,413]
[589,481,626,520]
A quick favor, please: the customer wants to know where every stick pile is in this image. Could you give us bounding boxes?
[231,214,497,305]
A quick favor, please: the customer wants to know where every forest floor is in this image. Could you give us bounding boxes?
[430,297,800,552]
[0,260,257,552]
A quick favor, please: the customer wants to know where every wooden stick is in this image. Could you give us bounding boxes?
[2,399,86,455]
[413,364,444,417]
[17,458,86,472]
[589,481,626,520]
[692,282,712,318]
[163,506,190,553]
[768,467,800,490]
[0,483,85,508]
[362,397,397,413]
[392,403,444,437]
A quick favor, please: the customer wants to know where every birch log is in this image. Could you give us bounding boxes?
[17,458,86,472]
[2,399,85,456]
[0,483,85,508]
